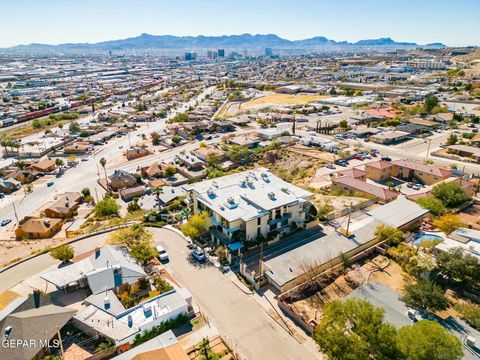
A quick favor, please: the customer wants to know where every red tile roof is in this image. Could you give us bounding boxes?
[337,168,367,179]
[366,107,401,119]
[365,160,394,170]
[333,177,398,201]
[391,159,451,178]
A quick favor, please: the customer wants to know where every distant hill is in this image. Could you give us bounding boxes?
[3,33,447,51]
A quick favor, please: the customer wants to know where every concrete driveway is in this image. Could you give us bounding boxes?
[150,227,320,360]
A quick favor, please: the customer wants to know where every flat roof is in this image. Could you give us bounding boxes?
[264,232,357,288]
[186,168,312,222]
[367,197,429,227]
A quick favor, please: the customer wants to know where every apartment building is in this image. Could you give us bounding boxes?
[185,168,313,244]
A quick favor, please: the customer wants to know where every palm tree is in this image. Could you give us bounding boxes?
[153,186,163,211]
[99,157,108,191]
[55,158,64,173]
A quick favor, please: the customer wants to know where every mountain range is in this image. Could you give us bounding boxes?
[4,33,446,51]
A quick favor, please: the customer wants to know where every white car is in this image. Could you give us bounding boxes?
[156,245,169,262]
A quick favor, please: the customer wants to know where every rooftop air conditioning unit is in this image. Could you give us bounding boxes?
[143,303,152,314]
[104,297,110,308]
[466,336,476,347]
[268,192,275,199]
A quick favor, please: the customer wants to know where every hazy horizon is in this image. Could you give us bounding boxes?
[1,0,479,48]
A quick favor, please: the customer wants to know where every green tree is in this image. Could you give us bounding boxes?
[431,182,469,208]
[127,198,141,213]
[313,299,399,360]
[164,166,177,178]
[68,121,80,133]
[375,224,404,245]
[437,248,479,289]
[446,133,458,146]
[226,145,253,165]
[416,197,445,216]
[454,303,480,330]
[396,320,463,360]
[110,225,156,264]
[153,186,163,211]
[99,157,109,191]
[339,119,349,130]
[55,158,64,168]
[50,244,74,263]
[94,195,120,218]
[172,133,181,144]
[423,96,439,114]
[402,281,448,311]
[432,214,464,235]
[180,212,209,239]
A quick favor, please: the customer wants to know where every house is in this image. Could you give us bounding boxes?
[4,169,38,184]
[108,170,138,190]
[190,146,225,162]
[0,289,76,360]
[120,185,146,201]
[29,158,57,173]
[175,153,204,170]
[331,176,398,203]
[336,168,367,180]
[390,159,451,185]
[112,330,189,360]
[434,112,454,123]
[44,192,83,219]
[140,162,170,179]
[41,245,146,293]
[347,282,480,360]
[447,144,480,163]
[395,124,430,135]
[63,141,90,154]
[0,178,21,193]
[126,147,151,161]
[435,228,480,260]
[15,217,63,239]
[364,160,394,182]
[185,168,313,244]
[371,131,409,144]
[366,107,401,119]
[367,197,429,232]
[73,289,192,346]
[228,135,261,148]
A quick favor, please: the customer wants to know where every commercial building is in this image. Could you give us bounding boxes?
[185,168,313,244]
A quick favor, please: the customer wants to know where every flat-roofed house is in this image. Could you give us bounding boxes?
[15,217,63,239]
[371,131,409,144]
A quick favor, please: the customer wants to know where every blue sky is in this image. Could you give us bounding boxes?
[1,0,479,47]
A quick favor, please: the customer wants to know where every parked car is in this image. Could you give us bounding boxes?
[381,156,392,162]
[156,245,169,262]
[0,193,5,199]
[412,184,422,191]
[407,182,414,188]
[192,248,206,262]
[1,219,12,227]
[326,163,335,169]
[47,181,54,187]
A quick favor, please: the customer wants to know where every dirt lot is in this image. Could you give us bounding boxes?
[241,94,328,108]
[290,256,412,324]
[286,144,337,162]
[457,203,480,230]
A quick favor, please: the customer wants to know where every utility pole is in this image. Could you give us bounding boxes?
[345,201,353,236]
[57,327,64,358]
[12,202,19,224]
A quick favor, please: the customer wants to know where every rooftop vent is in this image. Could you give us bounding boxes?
[44,219,51,228]
[268,192,276,199]
[104,297,110,309]
[281,187,289,194]
[212,181,219,188]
